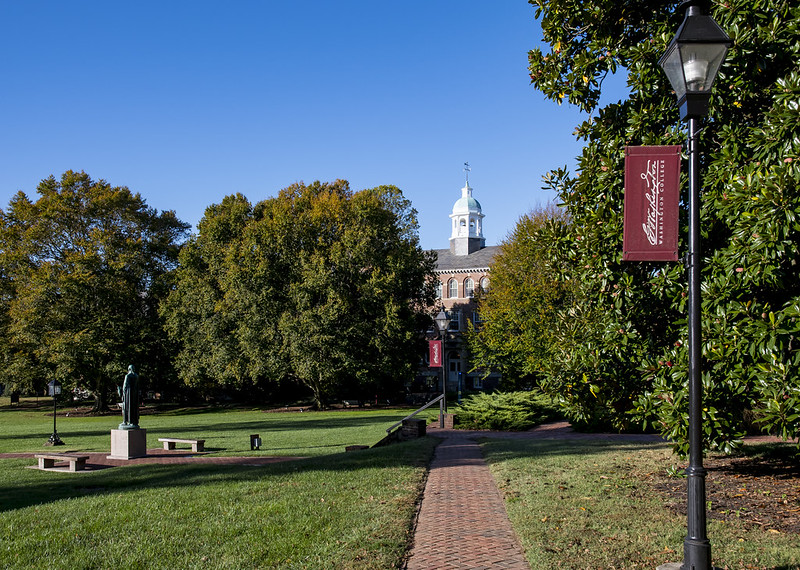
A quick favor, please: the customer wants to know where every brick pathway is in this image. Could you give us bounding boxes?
[405,431,530,570]
[404,422,672,569]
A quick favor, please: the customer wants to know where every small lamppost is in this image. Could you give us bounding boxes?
[45,379,65,446]
[434,310,450,427]
[658,2,731,569]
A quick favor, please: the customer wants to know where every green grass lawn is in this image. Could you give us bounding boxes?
[5,399,797,569]
[0,402,436,569]
[482,438,800,570]
[0,400,413,457]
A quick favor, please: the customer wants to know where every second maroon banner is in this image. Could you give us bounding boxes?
[623,145,682,261]
[428,340,442,367]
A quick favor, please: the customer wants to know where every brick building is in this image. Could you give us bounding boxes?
[414,178,501,401]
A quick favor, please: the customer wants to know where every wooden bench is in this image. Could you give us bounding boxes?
[158,438,205,452]
[35,453,90,472]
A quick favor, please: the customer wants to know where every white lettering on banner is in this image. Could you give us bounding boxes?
[640,159,666,246]
[432,343,440,363]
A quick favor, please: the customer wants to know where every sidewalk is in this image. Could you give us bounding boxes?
[405,430,531,570]
[405,422,666,569]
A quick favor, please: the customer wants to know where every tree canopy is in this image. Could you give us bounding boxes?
[162,180,436,408]
[467,205,572,388]
[0,171,190,409]
[476,0,800,452]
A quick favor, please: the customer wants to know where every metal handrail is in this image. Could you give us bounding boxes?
[386,394,445,433]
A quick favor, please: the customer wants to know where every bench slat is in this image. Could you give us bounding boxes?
[35,454,89,460]
[35,454,89,472]
[158,437,205,452]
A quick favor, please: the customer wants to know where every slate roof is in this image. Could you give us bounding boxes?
[432,245,501,273]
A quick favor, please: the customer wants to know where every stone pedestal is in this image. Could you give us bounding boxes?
[439,413,455,429]
[401,418,427,439]
[108,428,147,460]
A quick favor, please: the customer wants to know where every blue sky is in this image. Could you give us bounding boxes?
[0,1,628,250]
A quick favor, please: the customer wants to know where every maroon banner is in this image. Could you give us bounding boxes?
[428,340,442,368]
[623,145,682,261]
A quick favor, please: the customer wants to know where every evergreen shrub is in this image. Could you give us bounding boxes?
[455,390,560,431]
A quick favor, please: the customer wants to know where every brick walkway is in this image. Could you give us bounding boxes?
[405,431,531,570]
[404,422,672,569]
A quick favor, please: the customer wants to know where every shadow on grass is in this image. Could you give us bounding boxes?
[0,413,408,455]
[0,437,438,514]
[478,437,669,466]
[0,427,118,442]
[192,414,407,433]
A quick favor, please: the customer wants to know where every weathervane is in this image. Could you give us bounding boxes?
[464,162,471,185]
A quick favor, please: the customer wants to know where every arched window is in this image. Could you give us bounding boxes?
[435,281,443,299]
[448,278,458,298]
[480,277,490,291]
[464,278,474,298]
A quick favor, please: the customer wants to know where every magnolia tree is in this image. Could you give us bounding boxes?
[484,0,799,453]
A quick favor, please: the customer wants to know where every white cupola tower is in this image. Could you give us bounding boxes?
[449,164,485,256]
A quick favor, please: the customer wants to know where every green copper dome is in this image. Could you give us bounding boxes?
[451,185,482,214]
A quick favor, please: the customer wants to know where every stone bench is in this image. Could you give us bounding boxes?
[35,453,90,472]
[158,437,205,452]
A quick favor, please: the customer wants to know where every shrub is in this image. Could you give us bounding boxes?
[454,390,560,431]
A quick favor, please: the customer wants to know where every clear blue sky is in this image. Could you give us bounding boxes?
[0,1,627,250]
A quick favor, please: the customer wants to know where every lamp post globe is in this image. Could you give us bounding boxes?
[434,310,449,335]
[658,0,733,120]
[658,2,731,569]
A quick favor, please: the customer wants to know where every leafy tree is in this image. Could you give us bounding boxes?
[0,171,189,410]
[467,205,572,388]
[523,0,800,451]
[162,181,436,408]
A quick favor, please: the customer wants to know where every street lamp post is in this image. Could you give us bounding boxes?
[45,379,65,446]
[658,2,732,569]
[434,310,450,427]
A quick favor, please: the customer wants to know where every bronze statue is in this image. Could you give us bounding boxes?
[118,364,140,429]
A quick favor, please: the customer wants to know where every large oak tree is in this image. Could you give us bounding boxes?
[162,180,436,408]
[0,171,189,410]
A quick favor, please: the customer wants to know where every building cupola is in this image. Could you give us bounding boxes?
[449,163,485,255]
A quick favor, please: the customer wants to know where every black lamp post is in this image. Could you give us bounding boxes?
[658,2,731,569]
[434,310,450,426]
[45,379,65,446]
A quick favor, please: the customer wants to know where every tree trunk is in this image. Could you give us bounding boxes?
[90,375,111,413]
[310,374,328,410]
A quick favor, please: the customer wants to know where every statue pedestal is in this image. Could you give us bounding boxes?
[108,428,147,460]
